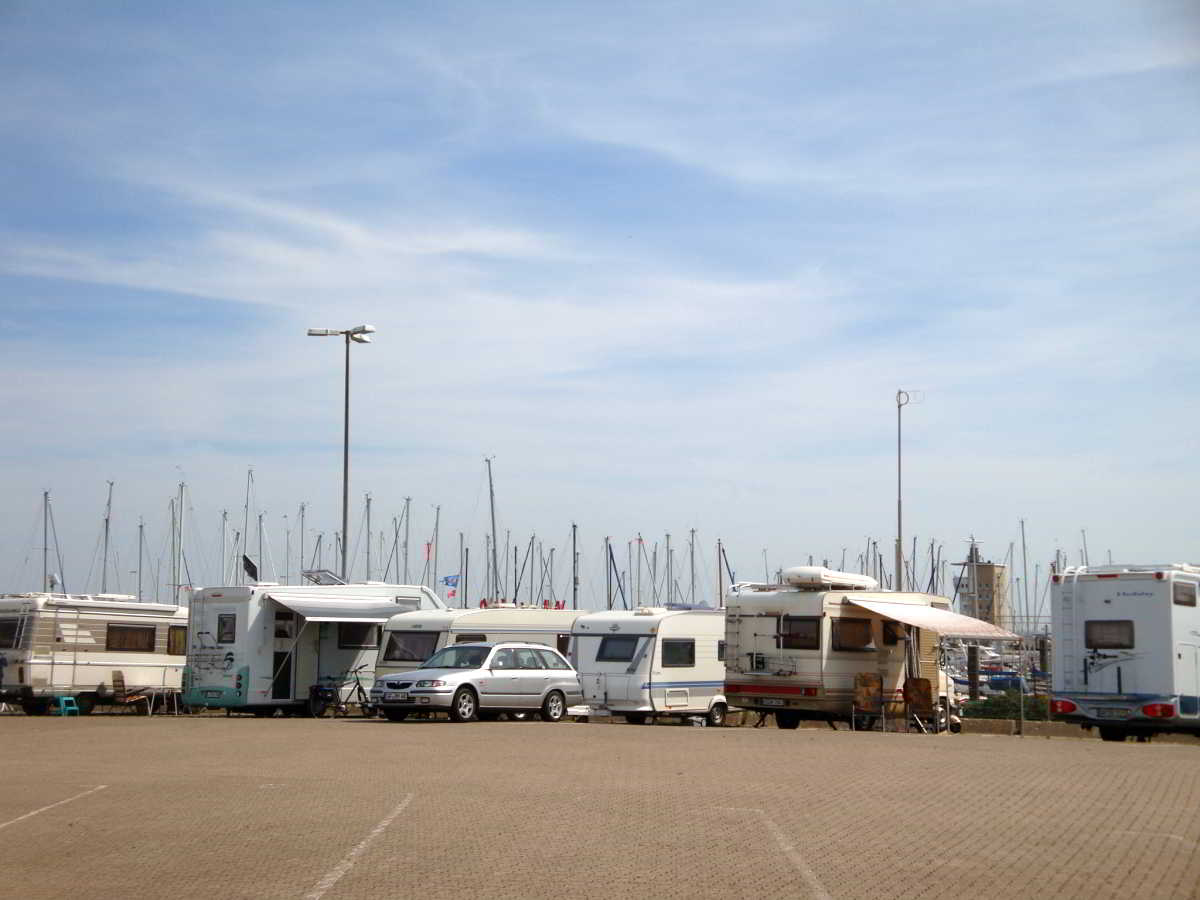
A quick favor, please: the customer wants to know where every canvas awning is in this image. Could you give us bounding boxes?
[846,598,1020,641]
[266,592,404,623]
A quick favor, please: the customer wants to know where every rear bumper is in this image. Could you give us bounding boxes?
[1052,692,1198,730]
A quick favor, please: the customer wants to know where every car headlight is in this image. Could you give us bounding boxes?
[415,679,446,688]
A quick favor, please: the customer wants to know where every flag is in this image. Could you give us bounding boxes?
[447,589,457,599]
[242,555,258,581]
[424,542,432,560]
[441,574,459,587]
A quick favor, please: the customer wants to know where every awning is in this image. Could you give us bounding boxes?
[266,592,405,623]
[846,599,1020,641]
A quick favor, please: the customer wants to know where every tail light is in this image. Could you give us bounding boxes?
[803,687,818,697]
[1141,703,1175,718]
[1050,699,1077,715]
[1052,575,1060,584]
[1154,572,1164,580]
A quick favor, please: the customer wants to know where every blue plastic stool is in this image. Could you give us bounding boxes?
[56,696,80,716]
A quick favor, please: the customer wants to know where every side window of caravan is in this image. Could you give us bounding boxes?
[107,624,156,652]
[216,614,237,644]
[338,623,380,649]
[717,640,726,661]
[0,619,18,649]
[455,633,487,644]
[779,616,820,650]
[832,618,874,652]
[384,632,439,662]
[662,639,695,667]
[274,611,295,638]
[1085,620,1134,649]
[597,635,639,662]
[882,621,905,645]
[1174,583,1197,607]
[168,625,187,656]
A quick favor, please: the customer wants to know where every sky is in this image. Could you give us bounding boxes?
[1,2,1198,619]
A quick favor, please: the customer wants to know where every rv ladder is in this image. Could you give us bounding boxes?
[1059,573,1079,690]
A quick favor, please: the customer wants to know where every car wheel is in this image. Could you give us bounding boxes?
[449,687,478,723]
[775,710,801,730]
[383,708,408,722]
[541,691,566,722]
[706,703,727,728]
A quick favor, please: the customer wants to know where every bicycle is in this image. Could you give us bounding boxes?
[331,664,377,718]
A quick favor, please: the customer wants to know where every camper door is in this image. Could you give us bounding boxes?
[581,633,650,706]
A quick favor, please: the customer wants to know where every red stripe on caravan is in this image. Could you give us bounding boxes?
[726,683,820,695]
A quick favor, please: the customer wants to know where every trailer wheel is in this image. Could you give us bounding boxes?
[775,710,801,730]
[706,703,727,728]
[21,700,50,716]
[449,687,478,723]
[1099,726,1128,742]
[623,713,647,725]
[382,708,409,722]
[541,691,566,722]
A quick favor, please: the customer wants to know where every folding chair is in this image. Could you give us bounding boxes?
[110,671,150,714]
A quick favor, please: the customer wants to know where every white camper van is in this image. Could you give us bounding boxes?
[0,593,189,715]
[375,606,584,680]
[183,582,444,716]
[571,608,728,726]
[1051,563,1200,742]
[724,567,1016,729]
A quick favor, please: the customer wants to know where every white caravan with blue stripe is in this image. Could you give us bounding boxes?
[374,606,586,680]
[571,608,728,726]
[1052,563,1200,742]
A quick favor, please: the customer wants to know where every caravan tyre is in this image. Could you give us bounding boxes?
[449,688,478,723]
[383,708,409,722]
[706,703,727,728]
[541,691,566,722]
[775,710,802,730]
[21,700,50,716]
[623,713,647,725]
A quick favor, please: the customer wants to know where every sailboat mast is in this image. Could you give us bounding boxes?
[666,533,672,606]
[101,480,114,593]
[716,538,723,607]
[432,505,440,592]
[242,468,253,585]
[689,528,695,606]
[365,492,372,581]
[605,536,612,610]
[571,522,578,610]
[486,458,499,600]
[403,497,411,583]
[137,517,144,601]
[43,490,50,593]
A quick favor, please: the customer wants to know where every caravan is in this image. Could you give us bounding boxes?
[724,567,1016,729]
[183,582,444,716]
[0,593,189,715]
[1051,563,1200,741]
[374,606,583,679]
[571,608,728,725]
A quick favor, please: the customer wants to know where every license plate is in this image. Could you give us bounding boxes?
[203,690,222,699]
[760,698,785,707]
[384,692,409,701]
[1096,707,1130,719]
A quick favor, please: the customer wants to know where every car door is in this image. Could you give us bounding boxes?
[478,648,518,708]
[512,647,548,707]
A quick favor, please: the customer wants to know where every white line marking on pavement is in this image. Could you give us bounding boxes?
[718,807,831,900]
[304,793,414,900]
[0,784,109,832]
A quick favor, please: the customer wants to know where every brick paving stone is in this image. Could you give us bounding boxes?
[0,717,1197,899]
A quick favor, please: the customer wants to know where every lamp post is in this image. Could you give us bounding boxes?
[307,324,376,582]
[895,389,911,591]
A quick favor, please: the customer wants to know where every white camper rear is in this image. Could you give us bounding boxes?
[571,608,728,725]
[375,606,583,679]
[1051,564,1200,741]
[183,582,444,715]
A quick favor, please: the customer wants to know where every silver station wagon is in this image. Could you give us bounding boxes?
[370,641,584,723]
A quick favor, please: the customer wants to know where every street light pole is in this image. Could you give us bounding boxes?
[895,389,911,591]
[308,324,375,582]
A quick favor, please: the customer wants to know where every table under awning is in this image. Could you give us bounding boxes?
[845,598,1020,641]
[265,592,404,623]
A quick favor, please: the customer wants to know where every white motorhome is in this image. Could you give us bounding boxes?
[0,593,189,715]
[1051,563,1200,742]
[724,567,1016,729]
[183,582,444,716]
[571,608,729,726]
[375,606,584,680]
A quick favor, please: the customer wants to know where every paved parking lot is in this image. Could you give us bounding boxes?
[1,715,1198,899]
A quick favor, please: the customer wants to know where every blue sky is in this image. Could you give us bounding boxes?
[1,2,1198,616]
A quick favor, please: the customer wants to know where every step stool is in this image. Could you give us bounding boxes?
[55,696,80,716]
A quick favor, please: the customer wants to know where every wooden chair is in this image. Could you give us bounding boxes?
[903,677,935,734]
[110,671,150,715]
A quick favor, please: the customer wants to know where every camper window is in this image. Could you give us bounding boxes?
[597,635,639,662]
[1085,620,1134,650]
[779,616,820,650]
[168,625,187,656]
[106,624,156,652]
[662,639,695,668]
[832,618,874,652]
[338,623,380,649]
[717,640,726,661]
[274,611,295,638]
[1173,583,1197,607]
[384,631,439,662]
[534,648,570,670]
[454,633,488,644]
[0,619,18,649]
[217,614,236,644]
[883,621,905,646]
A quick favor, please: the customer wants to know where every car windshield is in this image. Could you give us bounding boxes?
[422,645,489,669]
